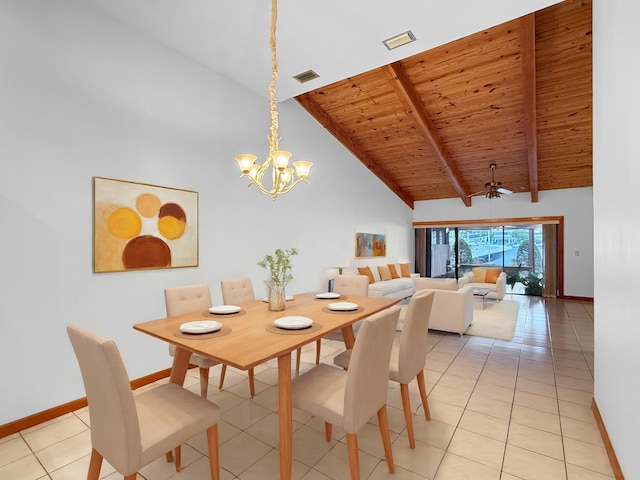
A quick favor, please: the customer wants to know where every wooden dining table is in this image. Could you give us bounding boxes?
[133,292,400,480]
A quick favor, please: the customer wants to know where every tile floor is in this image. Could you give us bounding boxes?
[1,294,613,479]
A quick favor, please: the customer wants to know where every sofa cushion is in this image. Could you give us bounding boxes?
[472,268,486,283]
[377,265,392,281]
[368,277,413,296]
[388,264,400,279]
[485,268,502,284]
[399,263,410,278]
[358,266,375,284]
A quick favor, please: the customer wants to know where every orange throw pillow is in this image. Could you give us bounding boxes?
[399,263,410,278]
[388,264,400,279]
[485,268,502,284]
[358,266,375,284]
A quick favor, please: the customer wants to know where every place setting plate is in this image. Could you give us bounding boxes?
[179,320,222,334]
[274,316,314,330]
[327,301,359,312]
[315,292,342,299]
[266,316,322,335]
[209,305,241,315]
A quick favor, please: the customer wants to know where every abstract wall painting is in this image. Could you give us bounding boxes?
[94,177,198,273]
[355,232,386,258]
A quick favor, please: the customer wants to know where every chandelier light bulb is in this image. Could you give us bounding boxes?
[272,150,292,170]
[235,154,257,174]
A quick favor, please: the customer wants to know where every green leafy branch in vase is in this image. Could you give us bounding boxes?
[258,248,298,286]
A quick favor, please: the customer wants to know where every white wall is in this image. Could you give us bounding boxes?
[593,0,640,477]
[0,0,413,424]
[413,187,594,298]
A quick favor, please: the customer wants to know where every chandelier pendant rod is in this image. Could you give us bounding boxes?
[268,0,280,153]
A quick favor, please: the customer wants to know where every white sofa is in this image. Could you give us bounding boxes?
[341,263,417,298]
[458,267,507,300]
[412,277,473,336]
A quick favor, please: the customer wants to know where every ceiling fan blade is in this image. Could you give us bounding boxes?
[497,187,512,194]
[467,189,487,197]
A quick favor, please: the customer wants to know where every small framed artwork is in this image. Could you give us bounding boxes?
[93,177,199,273]
[355,232,386,258]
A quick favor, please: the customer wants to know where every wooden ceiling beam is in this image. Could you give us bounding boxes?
[382,62,472,207]
[294,94,415,209]
[521,13,539,202]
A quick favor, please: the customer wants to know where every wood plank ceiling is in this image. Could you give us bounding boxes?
[295,0,592,208]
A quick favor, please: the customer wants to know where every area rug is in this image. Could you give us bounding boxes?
[465,299,519,341]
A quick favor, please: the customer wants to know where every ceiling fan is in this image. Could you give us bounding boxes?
[469,163,513,198]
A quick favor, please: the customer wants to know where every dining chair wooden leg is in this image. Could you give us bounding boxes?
[174,446,181,471]
[377,406,395,473]
[416,370,431,421]
[207,424,220,480]
[199,367,210,398]
[165,451,173,463]
[400,383,416,448]
[248,368,255,396]
[296,348,302,373]
[219,364,227,390]
[87,448,102,480]
[325,422,332,442]
[124,475,137,480]
[346,433,360,480]
[315,339,321,364]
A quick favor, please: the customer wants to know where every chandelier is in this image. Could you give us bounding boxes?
[234,0,313,200]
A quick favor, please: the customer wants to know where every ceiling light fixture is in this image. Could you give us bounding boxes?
[234,0,313,200]
[485,163,512,199]
[382,30,416,50]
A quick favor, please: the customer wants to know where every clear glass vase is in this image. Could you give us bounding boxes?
[265,280,287,311]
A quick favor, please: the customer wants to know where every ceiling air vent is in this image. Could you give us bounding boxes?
[292,69,320,84]
[382,30,416,50]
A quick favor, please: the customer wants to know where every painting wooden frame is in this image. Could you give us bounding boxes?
[93,177,199,273]
[355,232,386,258]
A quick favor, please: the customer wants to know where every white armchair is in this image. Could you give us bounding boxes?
[413,277,473,336]
[458,267,507,300]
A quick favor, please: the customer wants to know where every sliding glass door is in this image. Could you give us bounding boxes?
[420,224,545,296]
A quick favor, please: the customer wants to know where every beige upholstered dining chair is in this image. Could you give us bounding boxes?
[221,277,305,376]
[165,284,223,398]
[220,277,258,395]
[335,289,435,448]
[220,277,255,306]
[314,274,370,364]
[292,305,400,480]
[67,325,220,480]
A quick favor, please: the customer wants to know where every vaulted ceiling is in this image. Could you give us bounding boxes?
[86,0,591,209]
[295,0,592,208]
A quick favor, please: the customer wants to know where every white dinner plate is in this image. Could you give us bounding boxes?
[209,305,241,315]
[273,316,314,330]
[328,301,359,311]
[179,320,222,334]
[262,295,295,302]
[316,292,341,299]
